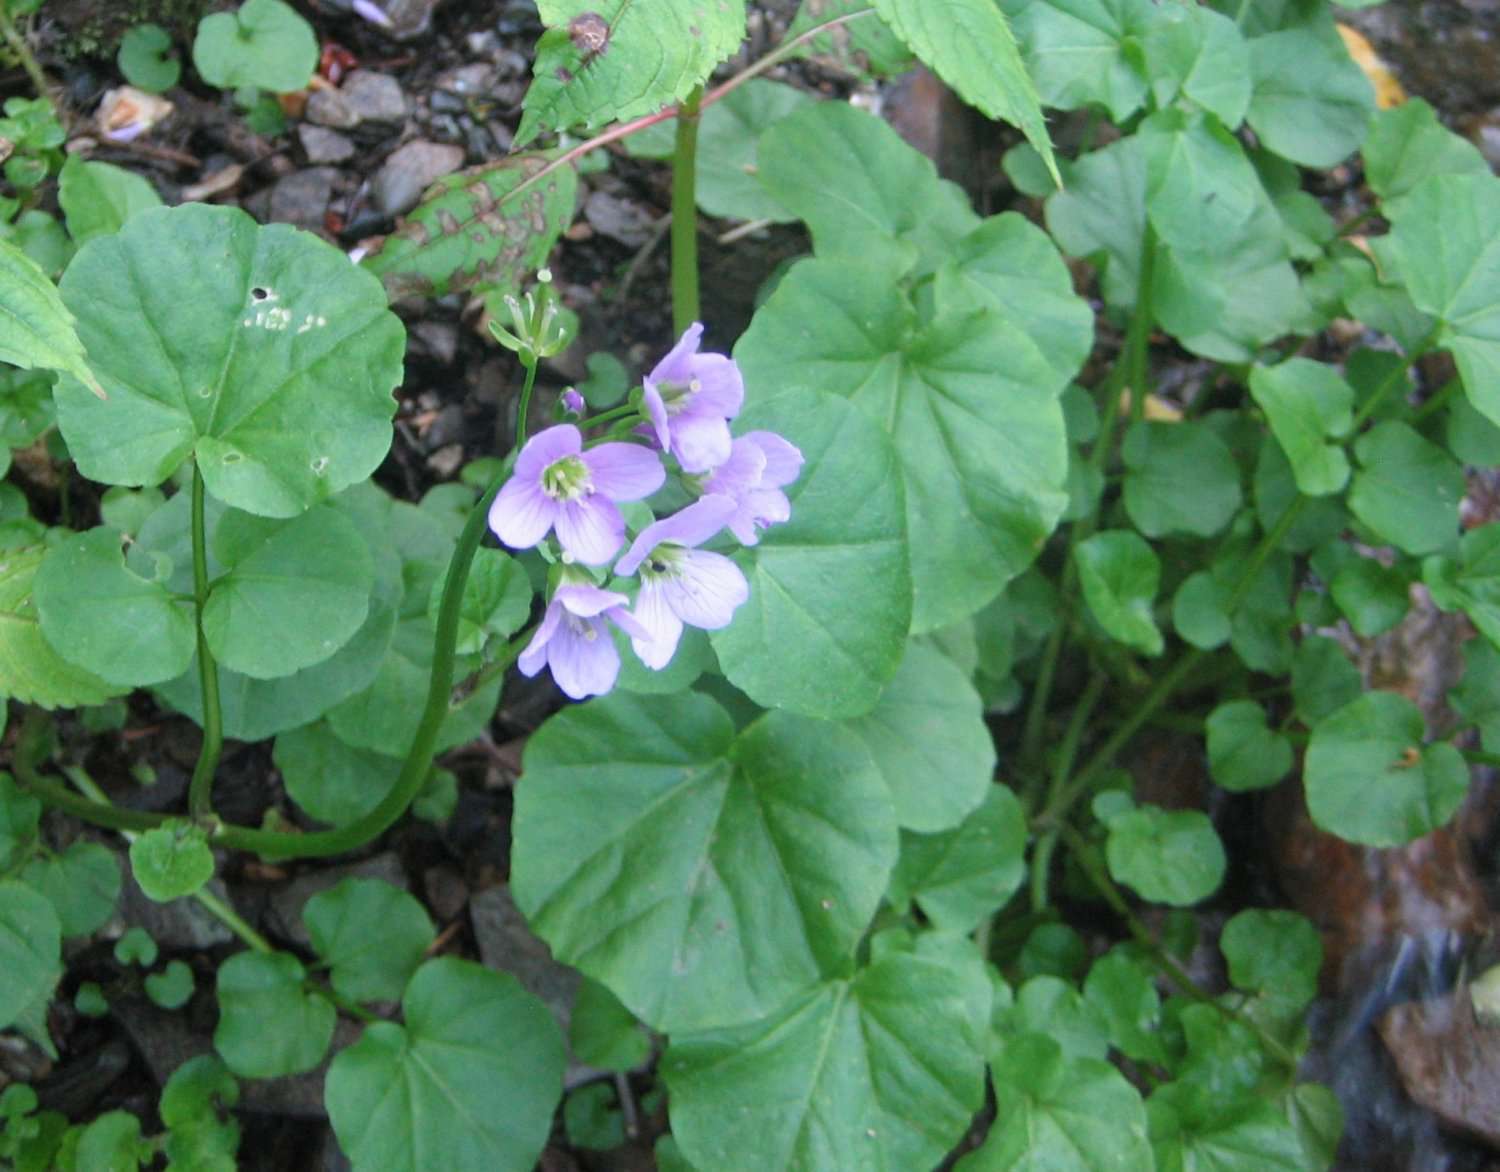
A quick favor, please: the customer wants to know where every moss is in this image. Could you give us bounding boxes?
[45,0,222,63]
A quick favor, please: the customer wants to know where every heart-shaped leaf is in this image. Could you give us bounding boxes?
[1349,421,1463,556]
[887,786,1027,932]
[191,0,317,93]
[1248,359,1353,496]
[1076,530,1164,656]
[0,545,121,707]
[1104,804,1225,905]
[21,841,120,937]
[129,822,215,902]
[214,950,335,1078]
[305,878,434,1004]
[1123,421,1242,538]
[1206,699,1293,792]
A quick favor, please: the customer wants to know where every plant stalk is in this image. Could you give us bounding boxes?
[0,6,52,103]
[188,463,223,821]
[514,353,540,447]
[670,86,704,334]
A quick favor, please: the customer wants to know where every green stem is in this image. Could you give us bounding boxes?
[1409,376,1462,424]
[0,6,52,102]
[1124,225,1157,428]
[671,86,704,335]
[1465,749,1500,769]
[195,886,274,954]
[1029,672,1107,909]
[11,712,167,834]
[514,355,540,447]
[1059,823,1299,1069]
[584,401,643,431]
[1349,327,1441,432]
[188,464,222,821]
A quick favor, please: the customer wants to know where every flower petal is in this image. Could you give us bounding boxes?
[702,436,766,499]
[663,550,749,630]
[548,616,620,699]
[745,431,804,487]
[616,494,738,575]
[555,498,624,565]
[683,352,744,419]
[606,604,652,643]
[641,382,671,450]
[489,476,557,550]
[554,582,632,618]
[646,322,704,386]
[514,423,581,480]
[670,413,733,473]
[630,578,683,669]
[518,600,563,677]
[582,442,666,501]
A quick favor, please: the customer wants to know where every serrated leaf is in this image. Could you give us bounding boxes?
[1349,420,1463,556]
[517,1,748,145]
[1002,0,1156,122]
[1076,530,1163,656]
[55,203,403,519]
[1206,699,1293,792]
[0,235,103,397]
[888,786,1026,932]
[326,958,565,1172]
[875,0,1057,184]
[511,692,897,1033]
[213,950,335,1078]
[366,155,578,299]
[304,878,434,1004]
[1305,690,1468,846]
[0,546,121,707]
[1248,359,1353,496]
[665,946,989,1172]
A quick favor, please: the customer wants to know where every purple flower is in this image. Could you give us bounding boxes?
[561,388,585,415]
[615,495,749,669]
[489,424,664,565]
[702,431,804,546]
[642,323,744,474]
[518,583,649,700]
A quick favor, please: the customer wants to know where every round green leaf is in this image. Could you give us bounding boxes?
[1453,638,1500,753]
[55,203,403,518]
[1248,359,1353,497]
[737,256,1066,632]
[1172,570,1231,650]
[665,946,990,1172]
[838,642,995,832]
[1291,634,1361,726]
[203,505,373,678]
[1105,806,1225,906]
[1141,108,1264,258]
[326,957,565,1172]
[118,22,181,92]
[191,0,317,93]
[0,773,41,871]
[1304,690,1468,846]
[1205,699,1293,792]
[273,720,401,826]
[1075,530,1164,656]
[887,786,1026,932]
[1122,421,1242,538]
[424,546,530,655]
[114,926,158,967]
[214,951,334,1078]
[128,821,215,903]
[1220,908,1320,1022]
[1084,949,1167,1065]
[1363,99,1490,211]
[1001,974,1111,1061]
[145,959,195,1010]
[1425,524,1500,651]
[33,527,194,687]
[0,880,61,1031]
[1329,553,1411,636]
[1245,24,1374,167]
[21,841,120,937]
[74,1111,150,1172]
[57,156,162,247]
[570,977,651,1073]
[1349,421,1463,556]
[957,1034,1152,1171]
[1149,1084,1307,1171]
[709,390,911,718]
[512,692,898,1033]
[1006,0,1155,121]
[304,878,434,1004]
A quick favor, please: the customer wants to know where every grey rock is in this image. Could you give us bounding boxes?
[115,852,233,951]
[298,124,356,164]
[411,320,459,365]
[470,884,577,1030]
[269,167,338,230]
[342,70,407,125]
[265,852,409,948]
[305,87,359,131]
[584,190,658,248]
[371,139,465,217]
[437,63,496,97]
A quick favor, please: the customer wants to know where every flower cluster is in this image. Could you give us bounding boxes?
[487,324,803,699]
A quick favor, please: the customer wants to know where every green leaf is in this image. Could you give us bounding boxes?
[1453,637,1500,751]
[0,773,41,871]
[1142,0,1251,126]
[1000,974,1110,1060]
[1329,553,1411,636]
[128,821,215,903]
[145,959,195,1010]
[159,1055,240,1169]
[1253,439,1347,553]
[516,1,747,145]
[0,235,103,397]
[304,878,434,1004]
[1016,927,1088,984]
[1349,421,1463,556]
[757,100,979,277]
[327,957,565,1172]
[1105,805,1225,906]
[33,528,195,688]
[874,0,1058,184]
[117,23,181,93]
[512,693,897,1033]
[957,1034,1152,1171]
[709,390,911,717]
[55,203,403,518]
[569,977,651,1072]
[1363,99,1489,211]
[1172,570,1231,650]
[1047,135,1147,312]
[425,546,530,655]
[114,926,158,967]
[839,643,995,832]
[1002,0,1155,122]
[1220,908,1320,1022]
[786,0,915,78]
[0,881,60,1032]
[934,213,1096,394]
[214,951,335,1078]
[1206,699,1292,792]
[366,154,578,299]
[1141,108,1264,258]
[1446,395,1500,466]
[203,506,373,678]
[73,1111,150,1172]
[665,945,989,1172]
[1305,691,1468,846]
[273,720,401,825]
[1244,23,1373,167]
[1149,1084,1307,1171]
[1084,949,1168,1065]
[1076,530,1163,656]
[1291,634,1361,725]
[564,1083,624,1151]
[1381,172,1500,427]
[191,0,317,93]
[21,841,120,937]
[1426,522,1500,650]
[738,257,1067,632]
[1122,421,1242,538]
[887,786,1026,932]
[1284,1083,1344,1171]
[57,156,161,247]
[1248,359,1353,496]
